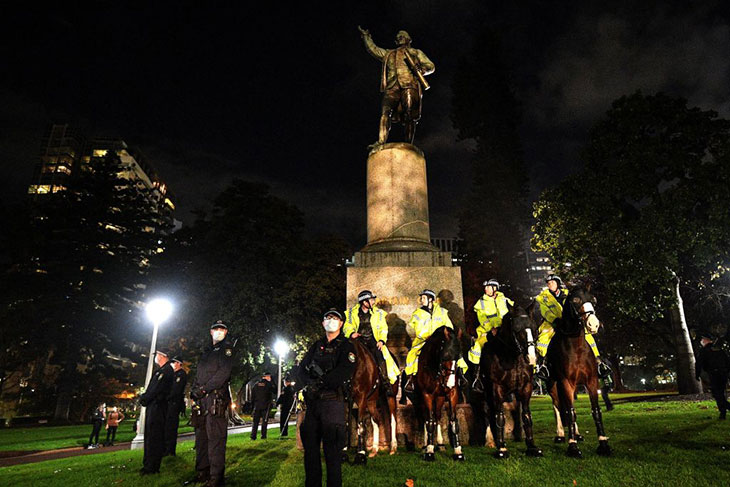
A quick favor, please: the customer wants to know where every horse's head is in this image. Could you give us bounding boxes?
[563,286,601,336]
[423,326,462,390]
[499,302,538,365]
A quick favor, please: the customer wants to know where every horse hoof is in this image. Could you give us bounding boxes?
[526,447,543,457]
[575,434,585,442]
[597,440,612,456]
[423,452,435,462]
[554,436,566,443]
[368,451,377,458]
[452,453,465,461]
[353,453,367,465]
[566,443,582,458]
[389,449,397,456]
[494,450,509,459]
[436,444,446,451]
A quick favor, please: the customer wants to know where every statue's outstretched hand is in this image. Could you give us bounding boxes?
[358,25,370,37]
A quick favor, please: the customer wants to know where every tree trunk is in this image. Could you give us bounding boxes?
[668,276,701,394]
[53,359,76,422]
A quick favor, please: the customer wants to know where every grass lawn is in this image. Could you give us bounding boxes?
[2,394,729,486]
[0,418,194,451]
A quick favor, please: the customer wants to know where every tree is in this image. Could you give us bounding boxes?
[1,150,171,420]
[533,92,730,393]
[451,27,532,329]
[152,181,349,392]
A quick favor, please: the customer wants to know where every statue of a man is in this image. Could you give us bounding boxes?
[358,27,435,147]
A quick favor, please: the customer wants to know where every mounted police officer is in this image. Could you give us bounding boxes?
[468,279,515,393]
[190,321,235,487]
[298,309,357,487]
[401,289,468,399]
[534,275,611,380]
[164,356,187,456]
[344,290,400,394]
[138,349,173,475]
[250,372,276,440]
[695,331,730,419]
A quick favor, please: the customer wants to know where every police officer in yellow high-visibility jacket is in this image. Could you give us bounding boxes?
[402,289,468,395]
[343,290,400,392]
[534,275,611,380]
[468,279,514,364]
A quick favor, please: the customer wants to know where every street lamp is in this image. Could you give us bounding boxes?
[274,339,289,401]
[131,298,173,450]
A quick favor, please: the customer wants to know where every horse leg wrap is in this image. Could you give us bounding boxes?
[496,409,506,449]
[450,420,461,448]
[591,406,606,438]
[521,410,534,443]
[426,419,436,449]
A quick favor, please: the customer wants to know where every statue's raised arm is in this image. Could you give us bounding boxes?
[358,28,435,147]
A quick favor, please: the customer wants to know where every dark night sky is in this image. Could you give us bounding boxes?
[2,1,730,245]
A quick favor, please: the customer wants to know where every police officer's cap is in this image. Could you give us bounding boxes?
[262,371,272,376]
[546,274,563,286]
[155,349,169,357]
[323,308,344,320]
[483,279,500,289]
[210,320,228,330]
[171,356,183,364]
[419,289,436,300]
[358,290,377,302]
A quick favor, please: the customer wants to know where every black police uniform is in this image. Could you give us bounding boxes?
[276,384,295,436]
[88,407,105,446]
[139,361,174,473]
[191,337,235,485]
[297,333,356,487]
[250,378,276,439]
[696,341,730,419]
[164,367,188,455]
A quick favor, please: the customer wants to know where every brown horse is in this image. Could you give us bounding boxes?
[544,286,612,457]
[479,303,543,458]
[413,326,465,461]
[343,338,399,465]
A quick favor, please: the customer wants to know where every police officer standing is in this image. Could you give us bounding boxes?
[276,377,295,437]
[139,350,174,475]
[164,356,188,456]
[695,332,730,419]
[250,372,276,440]
[298,309,357,487]
[190,321,235,486]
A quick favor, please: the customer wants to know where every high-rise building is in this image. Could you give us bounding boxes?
[28,124,175,220]
[525,248,554,297]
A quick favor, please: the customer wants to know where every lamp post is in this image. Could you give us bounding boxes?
[131,298,173,450]
[273,339,289,402]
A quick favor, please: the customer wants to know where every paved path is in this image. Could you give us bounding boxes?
[0,421,293,468]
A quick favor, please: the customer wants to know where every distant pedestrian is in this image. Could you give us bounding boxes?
[138,349,174,475]
[251,372,276,440]
[276,377,295,436]
[695,332,730,419]
[105,406,125,446]
[164,356,188,456]
[87,403,106,449]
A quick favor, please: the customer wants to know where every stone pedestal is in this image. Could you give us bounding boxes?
[346,143,464,349]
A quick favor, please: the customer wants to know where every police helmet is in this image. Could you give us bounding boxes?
[419,289,436,300]
[483,279,500,290]
[546,274,563,287]
[323,308,344,321]
[171,356,182,364]
[210,320,228,330]
[358,290,377,302]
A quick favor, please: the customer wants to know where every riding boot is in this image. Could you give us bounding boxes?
[378,360,395,396]
[534,356,550,381]
[471,365,484,394]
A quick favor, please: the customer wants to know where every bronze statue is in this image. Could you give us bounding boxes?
[358,27,435,147]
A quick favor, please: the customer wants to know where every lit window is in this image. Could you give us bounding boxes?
[93,149,108,157]
[28,185,52,194]
[56,165,71,175]
[164,198,175,210]
[51,185,67,193]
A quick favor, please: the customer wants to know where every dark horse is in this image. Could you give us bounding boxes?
[479,303,543,458]
[343,338,399,465]
[544,286,612,457]
[414,326,465,461]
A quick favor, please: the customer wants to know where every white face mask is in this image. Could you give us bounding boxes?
[323,319,340,332]
[212,330,226,342]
